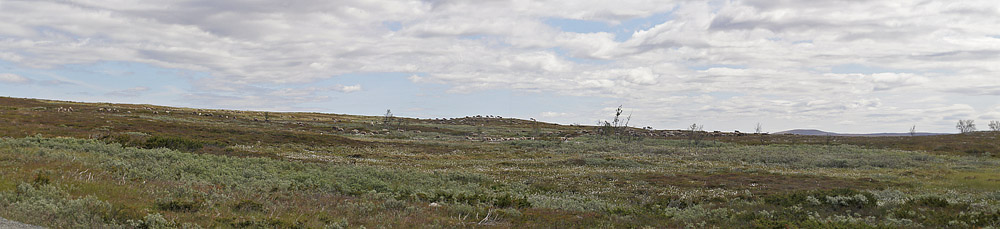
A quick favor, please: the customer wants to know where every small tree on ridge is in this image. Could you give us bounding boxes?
[956,120,976,134]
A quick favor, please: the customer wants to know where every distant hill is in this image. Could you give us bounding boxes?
[773,129,949,137]
[773,129,837,136]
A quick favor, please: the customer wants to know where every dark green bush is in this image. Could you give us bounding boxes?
[224,218,299,228]
[154,198,203,212]
[232,199,265,212]
[143,136,205,152]
[494,194,531,209]
[32,170,52,186]
[97,133,147,148]
[816,159,851,168]
[891,196,1000,227]
[906,196,949,208]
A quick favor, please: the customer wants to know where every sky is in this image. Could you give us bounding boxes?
[1,0,1000,133]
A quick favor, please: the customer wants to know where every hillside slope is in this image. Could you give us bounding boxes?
[774,129,948,136]
[1,96,999,228]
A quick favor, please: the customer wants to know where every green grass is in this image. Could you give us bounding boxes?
[1,96,1000,228]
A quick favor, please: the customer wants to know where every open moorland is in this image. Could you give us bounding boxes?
[1,96,999,228]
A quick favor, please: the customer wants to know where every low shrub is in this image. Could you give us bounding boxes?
[126,213,177,229]
[32,170,53,186]
[154,186,209,212]
[382,198,408,211]
[763,189,876,210]
[143,136,206,152]
[0,183,118,228]
[906,196,950,208]
[155,198,203,212]
[232,199,265,212]
[494,194,532,209]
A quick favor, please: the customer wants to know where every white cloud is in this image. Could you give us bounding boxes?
[1,0,999,132]
[0,73,30,84]
[866,73,929,91]
[334,84,362,93]
[407,74,425,83]
[540,111,571,118]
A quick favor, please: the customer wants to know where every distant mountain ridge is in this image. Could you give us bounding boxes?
[772,129,949,137]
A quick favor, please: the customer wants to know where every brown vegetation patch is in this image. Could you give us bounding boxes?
[514,208,605,228]
[705,133,1000,158]
[645,172,884,195]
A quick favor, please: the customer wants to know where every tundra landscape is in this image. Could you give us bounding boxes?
[3,0,1000,228]
[1,96,998,228]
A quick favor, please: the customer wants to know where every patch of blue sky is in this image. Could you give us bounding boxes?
[543,18,609,34]
[0,60,198,106]
[1,60,609,124]
[381,21,402,32]
[299,72,609,124]
[544,10,675,42]
[550,47,613,65]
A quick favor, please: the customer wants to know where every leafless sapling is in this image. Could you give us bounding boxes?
[382,109,394,128]
[530,118,540,136]
[599,105,631,140]
[755,122,765,144]
[688,123,704,145]
[611,105,625,137]
[989,121,1000,132]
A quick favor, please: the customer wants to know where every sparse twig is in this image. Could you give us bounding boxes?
[478,209,494,225]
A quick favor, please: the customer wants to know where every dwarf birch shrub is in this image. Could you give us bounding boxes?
[2,137,504,206]
[0,183,116,228]
[689,144,944,169]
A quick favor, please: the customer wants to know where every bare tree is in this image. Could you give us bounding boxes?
[909,125,916,137]
[382,109,395,129]
[990,121,1000,132]
[598,105,632,140]
[956,120,976,133]
[611,106,623,127]
[755,122,765,144]
[611,105,631,136]
[688,123,704,145]
[530,118,540,136]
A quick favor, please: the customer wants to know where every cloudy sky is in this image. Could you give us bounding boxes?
[2,0,999,133]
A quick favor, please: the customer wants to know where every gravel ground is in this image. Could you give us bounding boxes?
[0,217,42,229]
